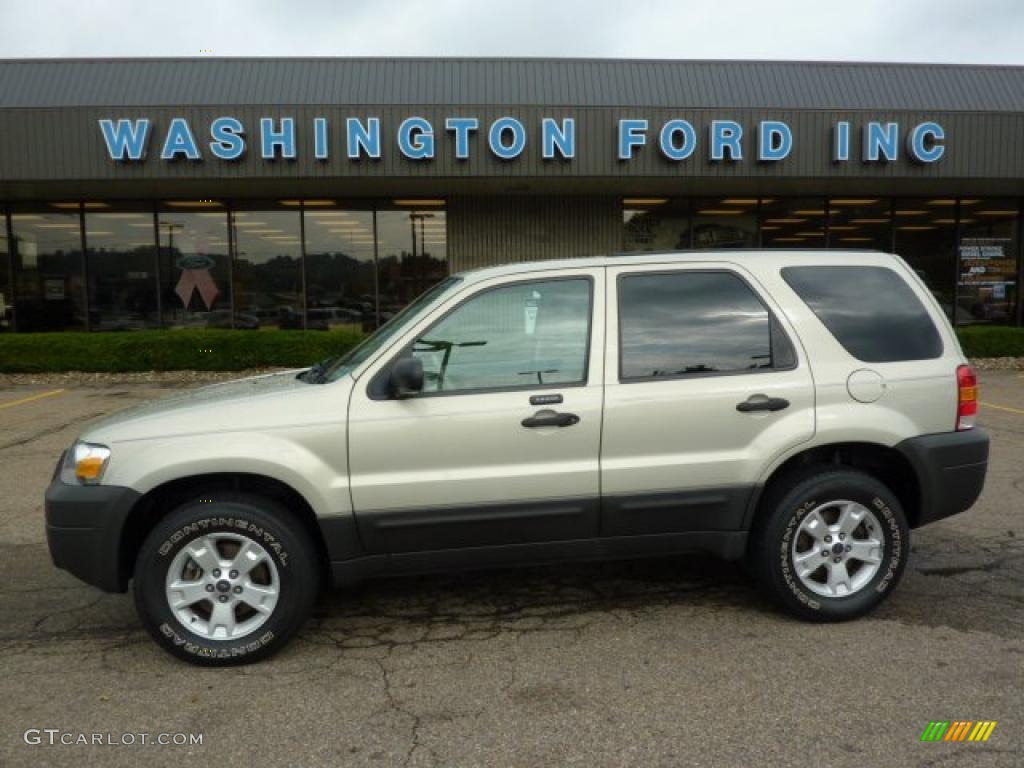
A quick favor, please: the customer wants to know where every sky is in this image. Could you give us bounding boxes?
[0,0,1022,64]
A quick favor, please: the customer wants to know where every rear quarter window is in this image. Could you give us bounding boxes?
[781,265,943,363]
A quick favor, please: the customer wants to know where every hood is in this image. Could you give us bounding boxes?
[81,370,351,443]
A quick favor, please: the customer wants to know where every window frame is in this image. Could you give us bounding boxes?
[369,274,596,400]
[615,268,798,384]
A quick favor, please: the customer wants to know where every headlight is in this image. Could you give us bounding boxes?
[60,441,112,486]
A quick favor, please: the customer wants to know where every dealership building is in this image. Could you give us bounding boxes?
[0,57,1022,332]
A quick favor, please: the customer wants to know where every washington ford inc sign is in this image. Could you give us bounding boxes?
[98,116,947,165]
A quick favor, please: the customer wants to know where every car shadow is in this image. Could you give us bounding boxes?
[303,555,765,650]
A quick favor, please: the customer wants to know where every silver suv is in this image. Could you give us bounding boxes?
[45,251,989,665]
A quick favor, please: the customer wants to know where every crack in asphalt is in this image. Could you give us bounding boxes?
[31,593,107,631]
[0,411,111,451]
[913,745,1020,768]
[918,561,1006,577]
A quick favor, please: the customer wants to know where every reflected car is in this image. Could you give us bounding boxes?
[181,310,260,330]
[277,309,329,331]
[693,223,751,248]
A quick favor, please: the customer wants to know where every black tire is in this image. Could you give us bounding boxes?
[133,492,319,665]
[750,467,909,622]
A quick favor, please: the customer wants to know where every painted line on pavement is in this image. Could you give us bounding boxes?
[0,389,66,410]
[980,400,1024,416]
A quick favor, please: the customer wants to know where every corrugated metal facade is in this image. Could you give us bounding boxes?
[1,58,1023,111]
[448,196,621,270]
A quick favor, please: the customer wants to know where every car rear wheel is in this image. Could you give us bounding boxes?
[133,492,319,665]
[751,468,909,621]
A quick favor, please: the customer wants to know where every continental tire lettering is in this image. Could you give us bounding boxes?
[781,500,821,610]
[871,496,903,594]
[158,518,290,565]
[158,622,275,658]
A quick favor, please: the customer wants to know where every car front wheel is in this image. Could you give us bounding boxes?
[133,492,319,665]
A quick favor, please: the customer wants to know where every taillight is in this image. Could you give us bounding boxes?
[957,364,978,431]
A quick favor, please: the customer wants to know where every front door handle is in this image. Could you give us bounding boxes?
[736,395,790,413]
[521,410,580,428]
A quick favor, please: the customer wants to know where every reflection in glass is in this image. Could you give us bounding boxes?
[958,200,1019,325]
[760,198,827,248]
[412,279,591,393]
[691,198,757,249]
[0,219,10,332]
[157,210,232,328]
[323,277,462,383]
[85,210,159,330]
[829,198,891,251]
[893,199,958,319]
[782,266,943,362]
[619,272,772,378]
[9,210,86,331]
[303,208,376,331]
[377,208,448,329]
[231,209,302,330]
[622,200,691,251]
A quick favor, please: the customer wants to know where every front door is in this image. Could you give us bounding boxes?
[600,262,816,535]
[348,269,605,553]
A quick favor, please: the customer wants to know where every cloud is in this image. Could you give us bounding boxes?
[2,0,1022,63]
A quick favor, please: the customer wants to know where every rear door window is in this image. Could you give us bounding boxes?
[781,265,943,362]
[618,271,796,380]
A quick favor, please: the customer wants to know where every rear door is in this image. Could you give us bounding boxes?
[600,262,815,535]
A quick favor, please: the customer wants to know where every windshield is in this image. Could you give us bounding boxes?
[317,277,462,382]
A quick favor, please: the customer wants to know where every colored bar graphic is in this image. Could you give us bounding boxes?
[944,721,972,741]
[968,721,998,742]
[921,720,997,742]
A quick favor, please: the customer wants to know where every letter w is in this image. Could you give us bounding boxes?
[99,119,150,160]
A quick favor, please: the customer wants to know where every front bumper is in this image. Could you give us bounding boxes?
[45,478,141,593]
[895,429,989,528]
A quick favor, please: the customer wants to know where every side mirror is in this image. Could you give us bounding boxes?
[390,357,424,398]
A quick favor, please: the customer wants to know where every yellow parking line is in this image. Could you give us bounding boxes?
[981,400,1024,416]
[0,389,66,410]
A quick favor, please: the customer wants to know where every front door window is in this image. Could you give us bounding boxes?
[411,278,592,394]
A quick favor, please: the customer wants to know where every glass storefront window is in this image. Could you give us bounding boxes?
[958,199,1019,325]
[622,199,690,251]
[231,207,303,330]
[691,198,757,249]
[85,207,159,330]
[3,196,1019,333]
[893,199,959,320]
[760,198,827,247]
[9,208,86,331]
[157,206,232,328]
[376,205,448,329]
[828,198,892,251]
[0,213,10,332]
[303,206,376,331]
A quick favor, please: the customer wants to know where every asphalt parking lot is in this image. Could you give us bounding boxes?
[0,372,1021,767]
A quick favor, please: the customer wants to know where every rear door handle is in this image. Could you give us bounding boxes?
[521,410,580,428]
[736,395,790,413]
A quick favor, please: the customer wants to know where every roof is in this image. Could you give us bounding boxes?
[0,58,1023,112]
[457,249,896,282]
